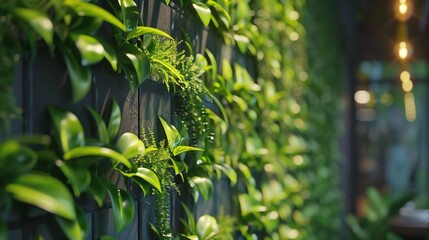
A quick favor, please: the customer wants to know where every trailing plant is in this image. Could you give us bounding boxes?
[145,37,213,147]
[135,117,202,239]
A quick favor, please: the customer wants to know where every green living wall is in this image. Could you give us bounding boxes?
[0,0,343,239]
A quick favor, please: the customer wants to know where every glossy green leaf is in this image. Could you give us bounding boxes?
[107,99,121,142]
[159,117,181,148]
[64,146,132,169]
[116,132,145,158]
[103,181,135,233]
[0,140,37,177]
[171,159,187,176]
[172,146,203,156]
[86,175,106,207]
[87,107,109,143]
[119,43,150,92]
[119,167,161,193]
[73,34,105,66]
[6,173,76,220]
[165,0,171,5]
[126,26,173,40]
[93,36,118,71]
[61,47,92,103]
[57,161,91,196]
[192,3,211,26]
[207,0,231,26]
[49,106,85,152]
[65,0,126,31]
[120,0,140,30]
[196,215,218,240]
[188,177,213,201]
[130,176,151,196]
[12,8,53,46]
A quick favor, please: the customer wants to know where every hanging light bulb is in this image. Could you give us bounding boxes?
[395,41,412,60]
[395,0,413,21]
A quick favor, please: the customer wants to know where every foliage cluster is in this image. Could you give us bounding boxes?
[0,0,345,239]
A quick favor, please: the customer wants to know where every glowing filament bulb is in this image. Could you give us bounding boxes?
[398,41,411,59]
[395,0,413,21]
[399,3,408,14]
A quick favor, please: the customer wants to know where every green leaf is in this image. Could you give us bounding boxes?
[126,26,173,40]
[171,159,187,175]
[12,8,53,46]
[92,36,118,71]
[65,0,126,31]
[61,46,92,103]
[57,161,91,197]
[173,146,203,156]
[0,140,37,178]
[165,0,171,5]
[196,215,218,240]
[103,181,135,233]
[222,60,233,82]
[64,146,132,169]
[192,3,211,26]
[120,0,141,31]
[107,99,121,142]
[188,177,213,201]
[119,167,161,193]
[49,106,85,152]
[116,132,145,158]
[159,117,181,148]
[6,173,76,220]
[204,49,217,83]
[87,175,107,207]
[87,107,109,143]
[119,43,150,92]
[73,34,105,66]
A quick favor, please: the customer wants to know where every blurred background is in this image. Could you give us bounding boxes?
[342,0,429,239]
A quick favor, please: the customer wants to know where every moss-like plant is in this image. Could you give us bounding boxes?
[135,117,202,239]
[146,37,212,146]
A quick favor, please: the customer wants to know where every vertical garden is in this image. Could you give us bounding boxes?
[0,0,343,239]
